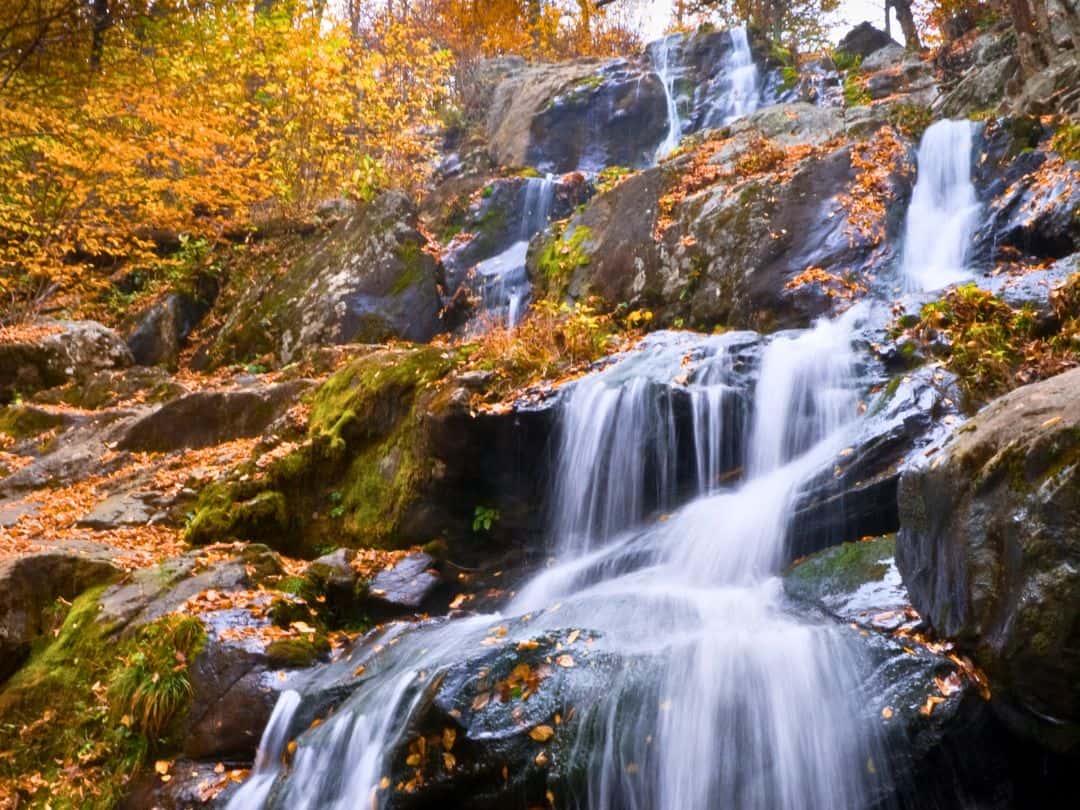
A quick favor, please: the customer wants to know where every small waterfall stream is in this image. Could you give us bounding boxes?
[475,174,556,328]
[653,36,683,160]
[900,119,981,291]
[706,24,760,126]
[229,306,889,810]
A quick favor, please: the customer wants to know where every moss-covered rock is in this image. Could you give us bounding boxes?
[184,346,455,555]
[785,535,896,609]
[265,634,331,669]
[0,588,206,808]
[897,366,1080,752]
[0,404,67,440]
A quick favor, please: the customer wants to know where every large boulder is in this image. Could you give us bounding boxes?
[836,23,899,60]
[531,105,913,331]
[0,320,133,404]
[897,367,1080,751]
[485,58,669,173]
[0,543,123,682]
[208,192,443,366]
[117,379,311,452]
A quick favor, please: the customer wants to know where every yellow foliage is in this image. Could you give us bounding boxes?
[0,2,450,321]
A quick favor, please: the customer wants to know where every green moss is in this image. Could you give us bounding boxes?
[843,72,871,107]
[183,347,455,555]
[535,224,593,298]
[0,588,206,807]
[390,241,426,296]
[785,535,896,606]
[780,65,799,92]
[265,635,331,668]
[0,405,64,439]
[1051,119,1080,162]
[770,42,795,67]
[888,104,933,139]
[830,49,861,72]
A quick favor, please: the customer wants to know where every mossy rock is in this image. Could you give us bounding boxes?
[265,634,331,669]
[0,587,206,807]
[785,535,896,608]
[0,405,66,439]
[184,346,455,555]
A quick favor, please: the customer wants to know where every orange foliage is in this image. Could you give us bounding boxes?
[0,2,450,321]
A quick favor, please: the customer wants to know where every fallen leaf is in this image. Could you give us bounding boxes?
[529,725,555,742]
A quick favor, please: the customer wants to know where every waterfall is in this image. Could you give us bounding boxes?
[231,305,886,810]
[476,174,555,328]
[900,119,981,291]
[653,35,684,160]
[706,24,760,126]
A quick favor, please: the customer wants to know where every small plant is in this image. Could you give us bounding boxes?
[472,505,500,532]
[888,104,933,139]
[830,49,861,72]
[1051,119,1080,162]
[780,65,799,92]
[107,615,203,742]
[329,489,345,519]
[843,72,871,107]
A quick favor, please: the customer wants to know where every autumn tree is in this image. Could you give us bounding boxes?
[0,1,450,322]
[686,0,842,50]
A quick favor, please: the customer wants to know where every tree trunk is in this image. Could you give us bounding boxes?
[890,1,922,51]
[1010,0,1047,76]
[89,0,110,70]
[1032,0,1057,56]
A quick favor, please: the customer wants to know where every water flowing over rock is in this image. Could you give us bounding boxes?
[226,305,969,809]
[900,119,981,291]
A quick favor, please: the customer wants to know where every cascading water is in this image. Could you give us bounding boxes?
[653,36,684,160]
[705,24,760,126]
[230,304,891,810]
[900,119,981,291]
[475,174,556,328]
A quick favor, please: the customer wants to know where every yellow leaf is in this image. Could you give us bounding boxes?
[529,725,555,742]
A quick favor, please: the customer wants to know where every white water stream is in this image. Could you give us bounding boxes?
[230,304,886,810]
[900,119,981,291]
[475,174,556,328]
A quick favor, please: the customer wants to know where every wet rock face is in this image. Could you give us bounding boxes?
[0,544,122,683]
[209,192,443,366]
[972,118,1080,264]
[782,537,1023,809]
[440,172,593,299]
[790,366,964,557]
[0,320,133,404]
[897,367,1080,751]
[535,104,915,331]
[486,59,670,173]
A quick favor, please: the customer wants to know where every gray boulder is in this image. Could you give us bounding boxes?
[486,59,669,173]
[117,379,311,452]
[836,23,899,60]
[532,104,914,331]
[127,282,216,368]
[897,367,1080,751]
[209,192,443,366]
[0,320,133,404]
